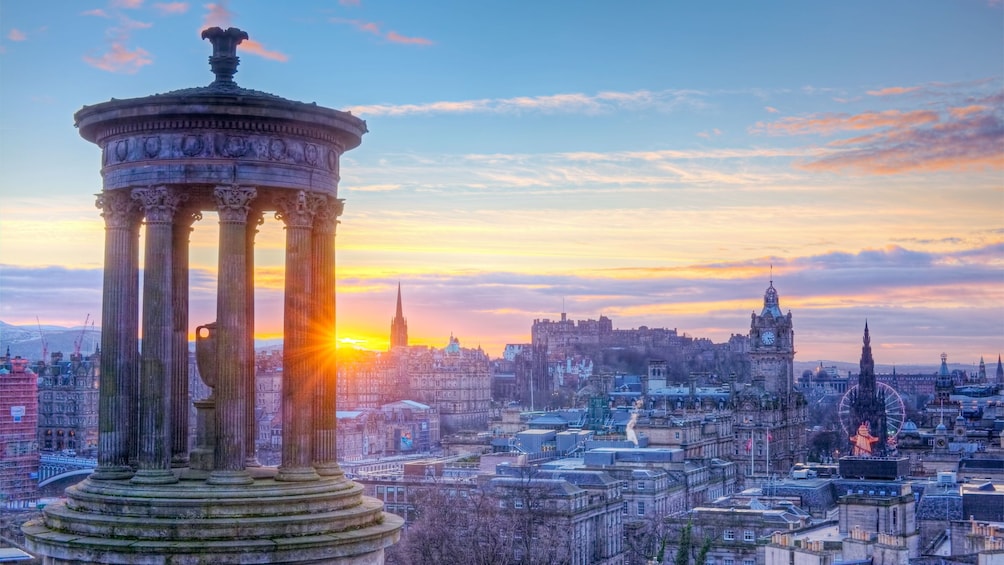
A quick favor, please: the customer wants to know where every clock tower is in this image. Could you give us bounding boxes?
[749,279,795,394]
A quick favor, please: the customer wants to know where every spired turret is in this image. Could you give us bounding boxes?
[24,28,402,564]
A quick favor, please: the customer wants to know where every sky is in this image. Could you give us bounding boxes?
[0,1,1001,366]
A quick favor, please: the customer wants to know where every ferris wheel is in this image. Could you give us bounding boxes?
[838,382,907,447]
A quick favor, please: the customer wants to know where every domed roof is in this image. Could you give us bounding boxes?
[901,420,918,432]
[936,423,947,432]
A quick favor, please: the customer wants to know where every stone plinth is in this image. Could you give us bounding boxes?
[24,474,402,564]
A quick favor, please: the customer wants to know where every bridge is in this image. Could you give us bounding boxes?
[37,454,96,487]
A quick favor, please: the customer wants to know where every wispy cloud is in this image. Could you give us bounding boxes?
[7,29,27,41]
[765,106,780,113]
[152,2,188,15]
[330,18,434,46]
[867,86,921,97]
[346,88,707,117]
[81,2,154,73]
[752,90,1004,175]
[240,39,288,62]
[201,1,234,29]
[339,0,361,5]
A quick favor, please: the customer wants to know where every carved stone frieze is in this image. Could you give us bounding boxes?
[131,186,188,224]
[274,190,325,228]
[102,132,339,171]
[95,190,141,229]
[213,185,258,223]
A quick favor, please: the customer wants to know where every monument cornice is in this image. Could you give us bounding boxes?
[76,96,366,149]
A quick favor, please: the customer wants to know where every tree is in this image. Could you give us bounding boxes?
[673,520,692,565]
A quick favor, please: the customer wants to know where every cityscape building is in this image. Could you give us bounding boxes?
[0,354,40,509]
[731,281,808,480]
[390,283,408,349]
[36,350,99,456]
[846,323,890,456]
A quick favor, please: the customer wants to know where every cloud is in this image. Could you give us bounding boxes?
[7,29,27,41]
[798,103,1004,174]
[201,1,235,29]
[330,18,433,46]
[765,106,779,114]
[867,86,921,97]
[752,109,940,136]
[112,0,144,8]
[696,128,722,139]
[82,9,110,17]
[385,31,434,46]
[346,88,707,117]
[81,3,154,73]
[83,42,153,73]
[752,90,1004,175]
[240,38,288,62]
[153,2,189,15]
[339,0,361,5]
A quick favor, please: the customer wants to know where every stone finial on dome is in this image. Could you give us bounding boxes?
[201,27,249,86]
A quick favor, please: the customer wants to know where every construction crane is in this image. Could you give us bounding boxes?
[73,313,91,356]
[37,315,49,365]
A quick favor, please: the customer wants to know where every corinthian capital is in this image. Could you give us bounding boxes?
[313,197,345,235]
[213,185,258,223]
[95,190,140,229]
[274,190,323,228]
[131,186,187,224]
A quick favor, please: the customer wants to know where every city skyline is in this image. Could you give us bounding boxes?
[0,1,1001,364]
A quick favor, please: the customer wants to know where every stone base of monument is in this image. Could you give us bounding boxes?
[23,473,403,564]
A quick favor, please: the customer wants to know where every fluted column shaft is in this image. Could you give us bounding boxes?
[93,191,141,480]
[312,197,343,476]
[208,185,257,485]
[245,211,264,467]
[171,209,201,467]
[131,185,185,485]
[275,191,321,482]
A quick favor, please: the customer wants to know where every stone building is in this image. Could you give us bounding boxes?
[406,336,491,433]
[732,280,808,481]
[36,350,99,455]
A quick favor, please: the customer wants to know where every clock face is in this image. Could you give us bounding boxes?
[761,331,775,345]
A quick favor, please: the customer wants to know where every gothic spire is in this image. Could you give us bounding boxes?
[395,282,404,319]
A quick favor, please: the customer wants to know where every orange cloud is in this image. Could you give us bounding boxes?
[794,100,1004,175]
[83,43,153,73]
[386,31,434,45]
[765,106,780,113]
[241,39,289,62]
[153,2,189,15]
[867,86,921,96]
[201,1,234,30]
[754,109,939,136]
[331,18,433,46]
[7,29,27,41]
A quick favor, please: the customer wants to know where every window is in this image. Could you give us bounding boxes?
[743,559,755,565]
[637,481,645,490]
[724,530,735,541]
[514,499,524,509]
[724,558,734,565]
[637,501,646,516]
[744,530,755,542]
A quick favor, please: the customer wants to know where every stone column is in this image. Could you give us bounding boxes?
[131,185,185,485]
[312,197,344,477]
[245,211,264,468]
[274,190,320,482]
[208,185,257,486]
[93,190,141,480]
[171,209,202,467]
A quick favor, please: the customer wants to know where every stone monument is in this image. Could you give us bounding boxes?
[23,27,402,564]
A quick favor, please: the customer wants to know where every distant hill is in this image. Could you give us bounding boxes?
[0,320,98,361]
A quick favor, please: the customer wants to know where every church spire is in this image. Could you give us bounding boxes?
[390,282,408,349]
